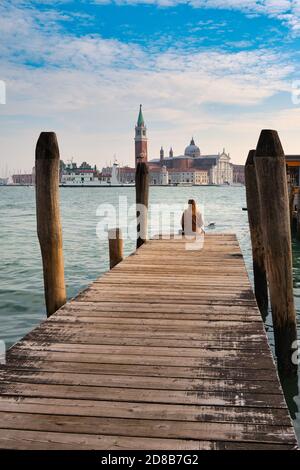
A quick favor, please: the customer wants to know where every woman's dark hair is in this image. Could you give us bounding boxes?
[188,199,197,232]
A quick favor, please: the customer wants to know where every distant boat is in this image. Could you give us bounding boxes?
[174,182,193,187]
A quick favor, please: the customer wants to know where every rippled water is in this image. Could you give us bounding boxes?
[0,185,299,440]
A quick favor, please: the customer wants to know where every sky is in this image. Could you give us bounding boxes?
[1,0,300,173]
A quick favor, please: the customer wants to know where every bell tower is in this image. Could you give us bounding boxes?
[160,146,164,163]
[135,104,148,167]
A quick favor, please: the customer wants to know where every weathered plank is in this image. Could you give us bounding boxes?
[0,234,297,449]
[0,396,290,425]
[0,370,282,394]
[0,429,295,450]
[3,360,278,381]
[0,412,296,444]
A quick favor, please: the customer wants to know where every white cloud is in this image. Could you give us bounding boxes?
[92,0,300,32]
[10,0,300,32]
[0,0,299,171]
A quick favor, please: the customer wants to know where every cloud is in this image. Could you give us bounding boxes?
[93,0,300,32]
[0,0,299,170]
[10,0,300,32]
[11,0,299,29]
[1,1,293,104]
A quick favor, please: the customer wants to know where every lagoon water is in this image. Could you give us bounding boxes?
[1,185,300,441]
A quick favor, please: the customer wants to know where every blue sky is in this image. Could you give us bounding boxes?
[1,0,300,171]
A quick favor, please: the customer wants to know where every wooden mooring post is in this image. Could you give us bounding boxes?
[135,160,149,249]
[254,129,298,376]
[35,132,66,317]
[108,228,123,269]
[296,191,300,240]
[245,149,268,318]
[289,185,296,231]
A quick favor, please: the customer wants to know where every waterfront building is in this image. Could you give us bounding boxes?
[148,167,208,185]
[232,164,245,185]
[286,155,300,186]
[119,166,136,184]
[12,168,35,185]
[149,165,169,185]
[149,141,233,185]
[61,161,98,185]
[100,166,114,183]
[135,105,233,185]
[168,169,209,185]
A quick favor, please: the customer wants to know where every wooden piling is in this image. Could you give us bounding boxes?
[290,187,300,240]
[296,206,300,240]
[245,149,268,317]
[289,186,296,231]
[135,160,149,249]
[254,129,297,376]
[35,132,66,317]
[108,228,123,269]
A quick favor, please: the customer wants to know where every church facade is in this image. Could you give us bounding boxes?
[149,139,233,185]
[133,105,234,185]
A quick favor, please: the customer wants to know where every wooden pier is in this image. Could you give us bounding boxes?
[0,233,298,449]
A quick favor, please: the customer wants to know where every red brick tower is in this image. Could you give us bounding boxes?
[135,104,148,167]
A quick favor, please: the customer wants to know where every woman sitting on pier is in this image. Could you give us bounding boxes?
[181,199,205,236]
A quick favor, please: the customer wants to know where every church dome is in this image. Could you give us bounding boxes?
[184,138,200,157]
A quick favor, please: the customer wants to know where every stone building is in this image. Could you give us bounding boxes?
[149,139,233,185]
[232,164,245,184]
[119,105,235,186]
[168,169,209,185]
[151,168,209,185]
[12,168,35,185]
[119,166,136,184]
[286,155,300,186]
